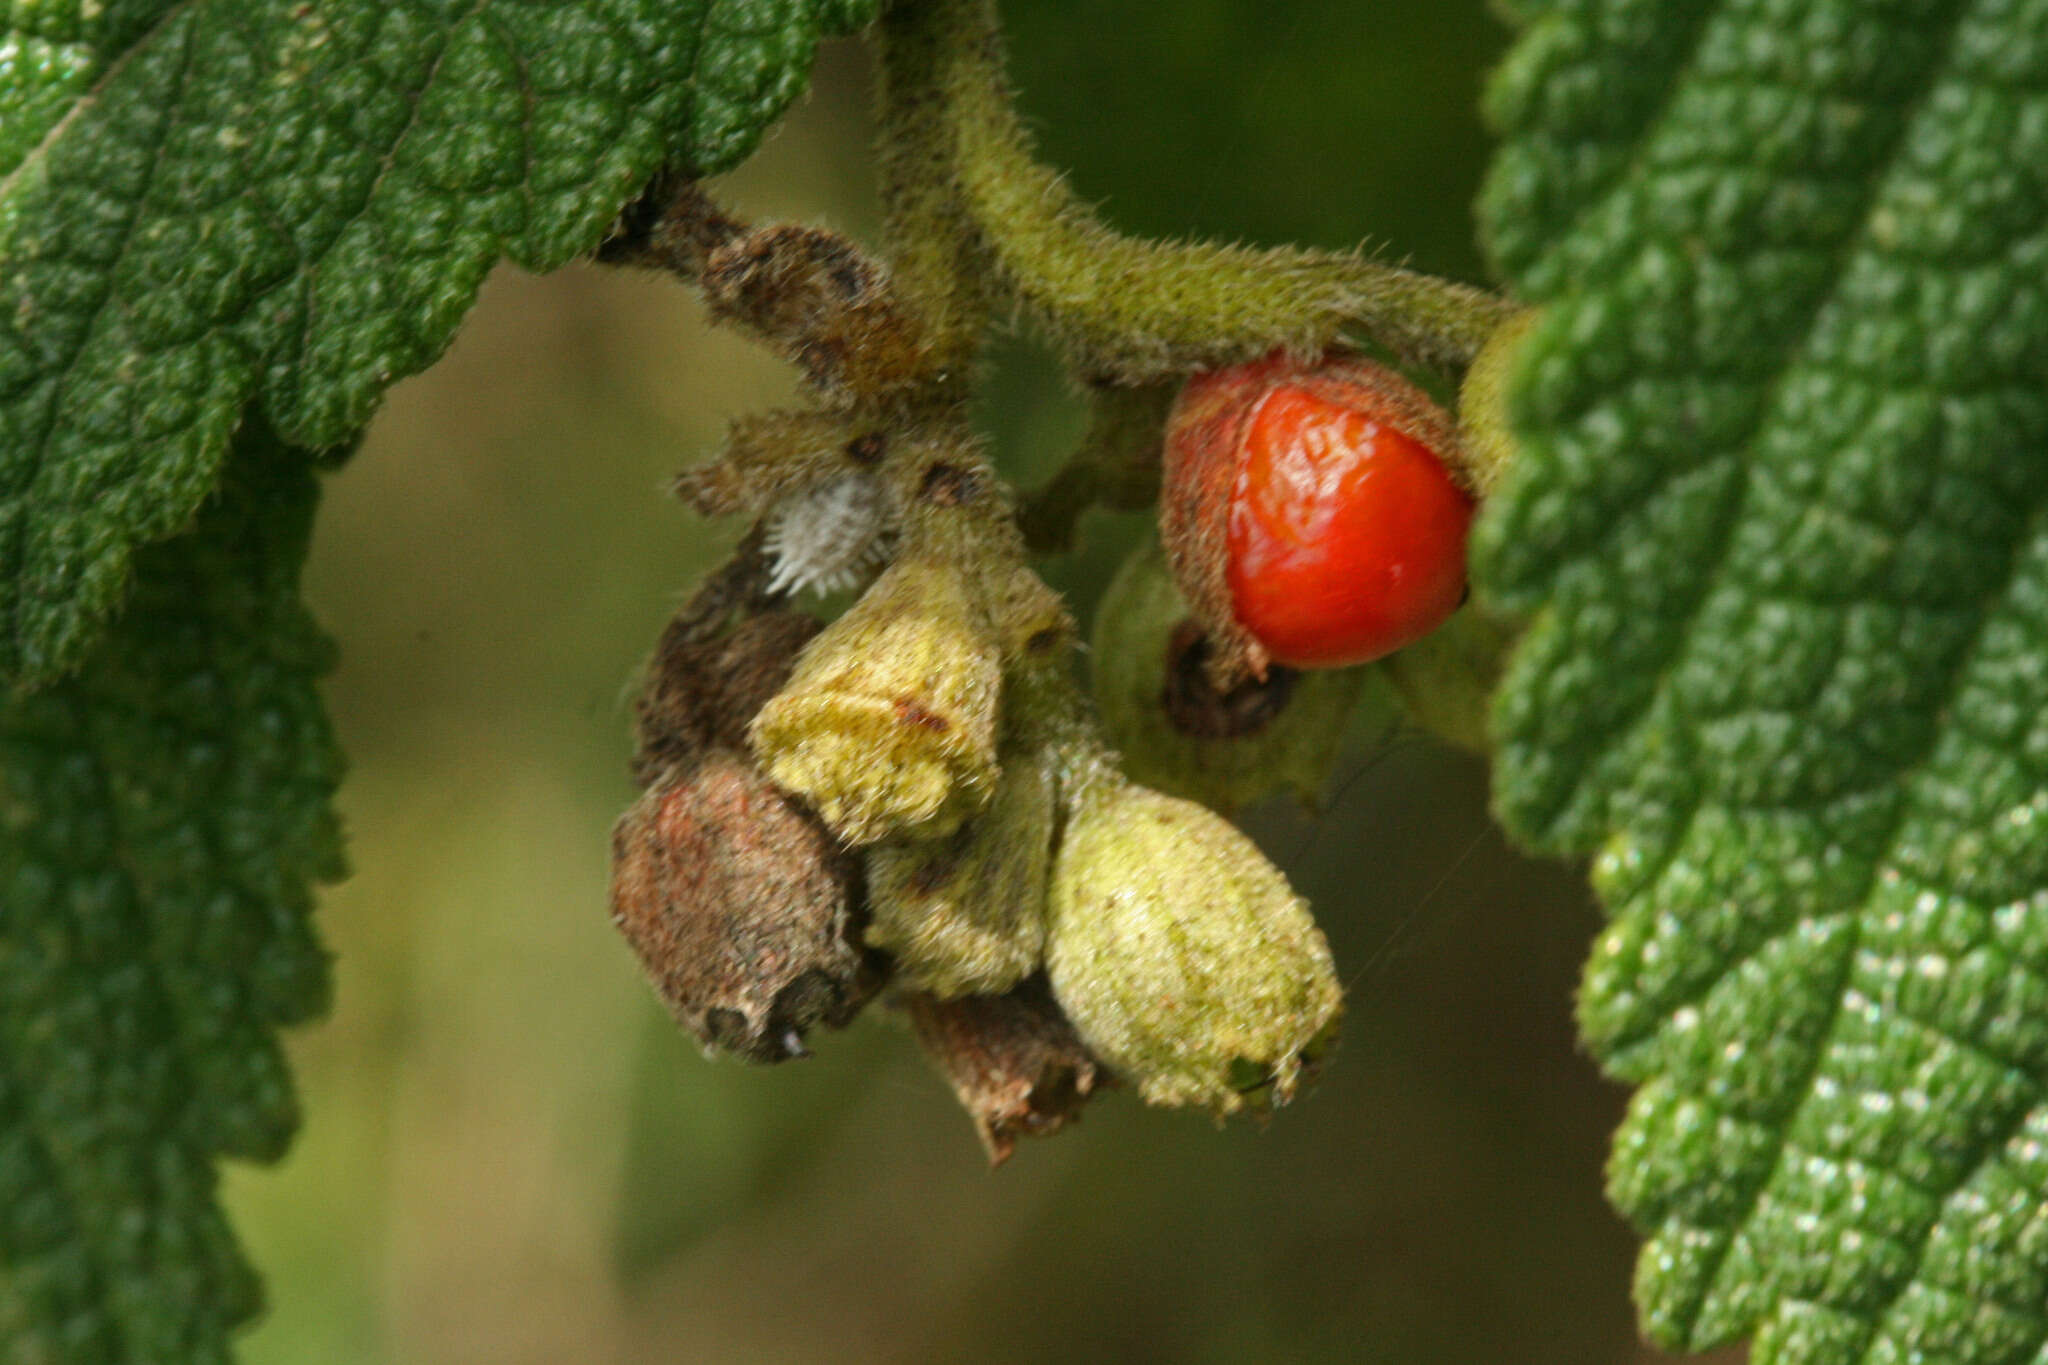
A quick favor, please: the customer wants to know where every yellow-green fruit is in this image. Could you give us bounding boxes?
[865,746,1054,997]
[1092,535,1390,813]
[751,555,1001,843]
[1045,779,1342,1115]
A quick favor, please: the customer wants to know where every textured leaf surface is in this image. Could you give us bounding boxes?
[0,415,344,1362]
[0,0,873,684]
[1476,0,2048,1360]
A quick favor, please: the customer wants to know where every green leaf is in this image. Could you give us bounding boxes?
[0,412,345,1362]
[0,0,874,685]
[1476,0,2048,1360]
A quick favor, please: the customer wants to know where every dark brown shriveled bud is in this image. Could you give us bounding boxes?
[633,609,821,783]
[702,224,926,395]
[905,978,1109,1165]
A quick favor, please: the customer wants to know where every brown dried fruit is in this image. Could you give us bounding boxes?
[904,978,1109,1164]
[610,751,877,1062]
[633,609,822,783]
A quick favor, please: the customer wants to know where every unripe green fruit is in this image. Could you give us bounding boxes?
[865,744,1054,997]
[751,555,1001,843]
[1092,534,1391,813]
[1376,605,1520,755]
[1453,307,1537,500]
[1045,779,1342,1115]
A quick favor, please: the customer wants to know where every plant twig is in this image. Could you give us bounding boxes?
[877,0,1515,378]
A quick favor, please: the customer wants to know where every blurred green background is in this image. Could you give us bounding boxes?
[221,5,1741,1362]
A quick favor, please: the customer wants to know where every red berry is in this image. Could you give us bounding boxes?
[1159,350,1474,678]
[1226,383,1473,668]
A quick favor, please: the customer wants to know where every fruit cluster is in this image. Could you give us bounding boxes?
[612,527,1344,1154]
[603,183,1490,1159]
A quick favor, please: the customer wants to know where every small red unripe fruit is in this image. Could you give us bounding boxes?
[1161,350,1475,680]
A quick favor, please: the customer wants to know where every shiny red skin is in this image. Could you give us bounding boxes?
[1225,384,1473,669]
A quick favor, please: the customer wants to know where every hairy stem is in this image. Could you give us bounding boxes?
[876,0,1515,378]
[1018,381,1173,554]
[874,0,1003,387]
